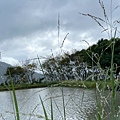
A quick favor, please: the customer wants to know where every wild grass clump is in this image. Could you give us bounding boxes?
[38,0,120,119]
[9,70,20,120]
[78,0,120,119]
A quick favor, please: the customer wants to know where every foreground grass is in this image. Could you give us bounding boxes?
[0,80,118,91]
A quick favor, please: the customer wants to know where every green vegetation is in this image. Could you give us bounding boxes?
[38,0,120,119]
[0,80,119,91]
[4,61,38,85]
[0,82,55,91]
[9,70,20,120]
[42,37,120,82]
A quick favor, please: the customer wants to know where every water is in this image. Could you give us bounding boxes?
[0,87,119,120]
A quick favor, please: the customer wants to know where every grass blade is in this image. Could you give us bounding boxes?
[110,28,117,119]
[39,95,49,120]
[61,87,66,120]
[50,97,54,120]
[9,70,20,120]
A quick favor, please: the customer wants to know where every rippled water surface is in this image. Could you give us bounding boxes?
[0,87,120,120]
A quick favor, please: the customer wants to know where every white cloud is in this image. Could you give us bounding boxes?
[1,57,19,66]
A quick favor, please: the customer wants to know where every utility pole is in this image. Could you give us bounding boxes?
[0,52,1,60]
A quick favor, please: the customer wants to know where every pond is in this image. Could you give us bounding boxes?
[0,87,120,120]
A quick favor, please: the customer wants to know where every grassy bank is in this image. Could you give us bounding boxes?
[0,80,117,91]
[56,80,112,89]
[0,82,51,91]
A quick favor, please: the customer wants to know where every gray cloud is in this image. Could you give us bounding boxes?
[0,0,120,65]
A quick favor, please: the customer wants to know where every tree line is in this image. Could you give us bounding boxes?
[4,38,120,84]
[42,38,120,81]
[4,61,38,85]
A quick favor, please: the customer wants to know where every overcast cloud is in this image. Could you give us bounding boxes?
[0,0,120,65]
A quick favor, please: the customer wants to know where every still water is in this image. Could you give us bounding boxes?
[0,87,119,120]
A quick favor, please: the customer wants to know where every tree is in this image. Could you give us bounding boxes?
[23,61,37,83]
[42,38,120,81]
[5,66,25,84]
[5,61,38,84]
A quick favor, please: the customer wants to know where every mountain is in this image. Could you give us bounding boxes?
[0,61,12,84]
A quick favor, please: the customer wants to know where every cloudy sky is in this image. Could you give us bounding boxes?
[0,0,120,65]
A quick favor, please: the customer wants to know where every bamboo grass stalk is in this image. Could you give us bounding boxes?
[9,70,20,120]
[39,95,49,120]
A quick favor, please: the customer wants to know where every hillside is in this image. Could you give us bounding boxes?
[65,38,120,70]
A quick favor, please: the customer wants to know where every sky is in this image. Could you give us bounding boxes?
[0,0,120,66]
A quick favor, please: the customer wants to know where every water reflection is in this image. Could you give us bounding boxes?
[0,87,119,120]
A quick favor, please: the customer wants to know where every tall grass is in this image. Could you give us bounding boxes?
[9,70,20,120]
[39,95,49,120]
[79,0,120,119]
[110,28,117,119]
[39,0,120,119]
